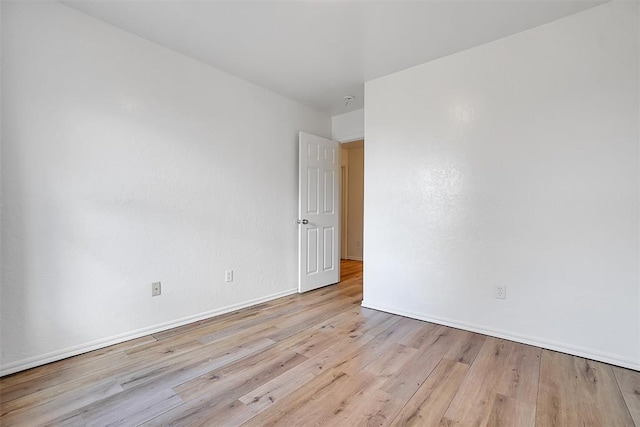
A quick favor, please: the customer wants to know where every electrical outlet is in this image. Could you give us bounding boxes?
[494,285,506,299]
[225,270,233,283]
[152,281,161,297]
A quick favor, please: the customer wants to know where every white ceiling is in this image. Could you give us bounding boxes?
[62,0,603,116]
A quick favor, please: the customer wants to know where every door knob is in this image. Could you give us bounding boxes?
[297,219,309,225]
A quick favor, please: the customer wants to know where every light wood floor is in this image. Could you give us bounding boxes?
[1,260,639,426]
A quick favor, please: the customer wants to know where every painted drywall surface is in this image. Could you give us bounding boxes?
[346,147,364,260]
[1,2,330,374]
[332,109,364,142]
[364,2,639,369]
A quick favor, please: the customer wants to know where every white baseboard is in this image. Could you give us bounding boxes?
[343,256,363,261]
[1,288,298,377]
[361,300,640,372]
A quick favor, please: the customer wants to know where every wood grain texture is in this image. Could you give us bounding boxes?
[497,342,541,405]
[486,394,535,427]
[443,337,516,426]
[444,330,486,365]
[613,365,640,425]
[1,260,638,427]
[536,350,634,427]
[391,358,469,426]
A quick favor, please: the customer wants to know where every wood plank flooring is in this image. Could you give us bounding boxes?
[1,259,639,426]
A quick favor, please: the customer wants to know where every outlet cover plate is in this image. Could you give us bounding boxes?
[494,285,506,299]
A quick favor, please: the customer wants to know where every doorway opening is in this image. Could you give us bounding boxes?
[340,140,364,265]
[296,132,363,292]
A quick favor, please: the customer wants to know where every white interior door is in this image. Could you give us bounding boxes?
[298,132,340,293]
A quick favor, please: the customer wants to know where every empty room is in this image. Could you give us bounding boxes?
[1,0,639,426]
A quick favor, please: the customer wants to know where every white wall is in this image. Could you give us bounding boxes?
[332,109,364,142]
[364,2,639,370]
[1,2,330,375]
